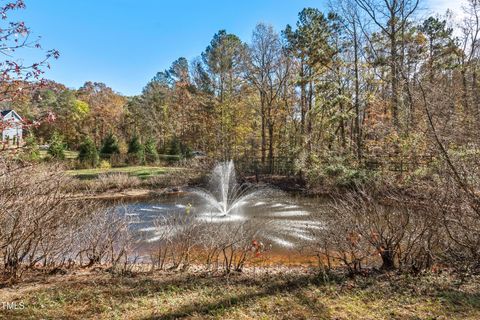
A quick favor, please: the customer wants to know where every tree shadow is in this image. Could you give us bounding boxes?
[139,273,333,320]
[9,270,480,319]
[435,289,480,310]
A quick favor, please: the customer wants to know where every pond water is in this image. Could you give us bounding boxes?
[117,190,330,252]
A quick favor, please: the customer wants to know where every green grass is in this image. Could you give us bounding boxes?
[2,270,480,320]
[66,166,173,179]
[39,150,79,160]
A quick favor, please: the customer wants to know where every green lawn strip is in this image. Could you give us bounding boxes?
[66,166,179,179]
[39,150,79,159]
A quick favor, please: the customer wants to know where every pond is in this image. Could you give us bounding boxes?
[117,190,330,253]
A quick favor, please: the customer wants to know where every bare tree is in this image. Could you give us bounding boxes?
[246,23,291,169]
[355,0,419,129]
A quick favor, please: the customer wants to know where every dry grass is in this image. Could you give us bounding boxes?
[1,268,479,319]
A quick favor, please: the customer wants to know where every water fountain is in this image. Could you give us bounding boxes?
[128,160,324,248]
[192,160,260,217]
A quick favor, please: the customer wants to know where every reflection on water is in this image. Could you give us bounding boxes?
[116,190,329,251]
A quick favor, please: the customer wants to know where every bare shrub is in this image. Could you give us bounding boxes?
[194,219,265,273]
[147,212,205,271]
[0,160,143,282]
[0,161,95,279]
[215,221,262,273]
[148,217,177,270]
[147,213,263,273]
[432,175,480,271]
[95,172,141,192]
[313,186,442,273]
[145,169,203,189]
[74,206,136,270]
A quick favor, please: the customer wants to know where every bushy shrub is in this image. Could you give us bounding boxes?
[296,153,370,188]
[99,159,111,169]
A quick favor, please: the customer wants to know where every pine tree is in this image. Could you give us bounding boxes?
[23,132,41,162]
[168,136,181,156]
[127,135,145,164]
[78,136,99,168]
[48,131,66,160]
[100,133,120,158]
[144,137,159,164]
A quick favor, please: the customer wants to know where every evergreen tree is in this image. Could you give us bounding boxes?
[168,136,182,156]
[127,135,145,164]
[48,131,66,160]
[144,137,159,164]
[100,133,120,158]
[78,136,99,168]
[23,132,41,162]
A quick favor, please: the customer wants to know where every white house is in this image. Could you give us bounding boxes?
[1,109,23,146]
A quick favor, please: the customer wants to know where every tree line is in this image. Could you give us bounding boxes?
[4,0,480,183]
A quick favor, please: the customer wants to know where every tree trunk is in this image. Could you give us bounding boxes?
[353,21,362,161]
[380,249,396,271]
[260,92,266,164]
[390,26,400,129]
[268,121,274,173]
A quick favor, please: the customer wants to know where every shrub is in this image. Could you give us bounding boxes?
[78,136,99,168]
[99,159,111,169]
[144,137,159,164]
[75,208,133,270]
[311,185,442,273]
[47,131,66,160]
[95,173,141,192]
[148,215,263,272]
[296,152,371,189]
[0,161,100,280]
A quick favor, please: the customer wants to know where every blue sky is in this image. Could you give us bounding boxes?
[16,0,463,96]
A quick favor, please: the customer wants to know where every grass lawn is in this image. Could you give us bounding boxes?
[66,166,176,179]
[39,150,79,160]
[2,269,479,319]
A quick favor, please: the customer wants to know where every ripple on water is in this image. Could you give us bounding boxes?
[152,205,169,210]
[196,213,245,223]
[267,210,310,217]
[139,227,157,232]
[264,235,295,248]
[277,220,325,229]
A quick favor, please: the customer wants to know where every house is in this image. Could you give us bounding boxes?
[1,109,23,147]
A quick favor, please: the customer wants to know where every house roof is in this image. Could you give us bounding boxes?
[0,109,22,121]
[0,110,12,117]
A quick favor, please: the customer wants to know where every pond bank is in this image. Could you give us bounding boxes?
[65,172,306,201]
[67,188,189,201]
